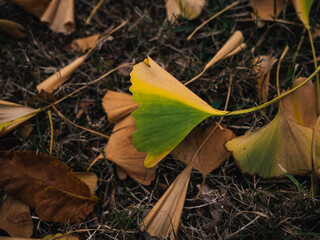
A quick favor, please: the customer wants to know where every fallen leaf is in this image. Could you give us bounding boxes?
[37,54,87,94]
[0,195,33,238]
[253,55,277,103]
[140,164,192,239]
[74,172,98,195]
[130,56,228,168]
[249,0,287,27]
[41,0,75,34]
[0,19,26,38]
[0,100,40,138]
[173,126,234,173]
[188,31,245,83]
[44,233,79,240]
[0,151,98,223]
[165,0,206,22]
[292,0,314,30]
[226,78,320,177]
[102,90,139,124]
[101,115,156,185]
[10,0,50,18]
[71,34,100,53]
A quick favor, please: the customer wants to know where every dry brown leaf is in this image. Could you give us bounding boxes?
[0,195,33,238]
[101,115,155,185]
[74,172,98,195]
[0,151,98,223]
[0,233,79,240]
[0,19,26,38]
[252,55,277,103]
[0,100,39,138]
[10,0,50,18]
[166,0,205,22]
[173,126,234,174]
[71,34,100,53]
[102,90,139,124]
[140,164,192,239]
[41,0,75,34]
[249,0,287,27]
[37,54,87,94]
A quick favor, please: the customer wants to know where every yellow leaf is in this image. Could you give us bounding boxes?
[71,34,100,53]
[292,0,314,29]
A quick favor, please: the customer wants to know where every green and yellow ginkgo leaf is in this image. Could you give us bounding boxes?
[226,78,320,178]
[129,56,228,167]
[292,0,314,30]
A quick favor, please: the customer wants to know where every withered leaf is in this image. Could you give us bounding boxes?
[0,195,33,238]
[10,0,50,18]
[102,90,139,124]
[173,126,234,174]
[102,115,155,185]
[0,151,98,223]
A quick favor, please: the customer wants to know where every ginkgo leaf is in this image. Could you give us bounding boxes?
[292,0,314,29]
[253,55,277,103]
[249,0,287,27]
[188,31,245,83]
[0,19,26,38]
[140,164,192,239]
[226,78,320,178]
[165,0,205,22]
[0,195,33,238]
[0,151,98,223]
[10,0,50,18]
[0,100,41,138]
[102,115,156,185]
[74,172,98,195]
[102,90,139,124]
[129,56,228,168]
[41,0,75,34]
[71,34,100,53]
[173,126,234,174]
[37,54,87,94]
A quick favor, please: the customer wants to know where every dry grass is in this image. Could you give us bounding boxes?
[1,0,320,239]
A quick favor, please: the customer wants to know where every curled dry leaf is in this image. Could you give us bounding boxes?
[101,115,155,185]
[140,164,192,239]
[249,0,287,27]
[130,56,228,168]
[165,0,206,22]
[173,125,234,174]
[41,0,75,34]
[71,34,100,53]
[0,19,26,38]
[10,0,50,18]
[102,90,139,124]
[0,195,33,238]
[188,31,245,83]
[37,54,87,94]
[0,151,98,223]
[253,55,277,103]
[0,100,40,138]
[226,78,320,178]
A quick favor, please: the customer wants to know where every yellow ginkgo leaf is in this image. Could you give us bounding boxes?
[0,100,41,138]
[165,0,206,22]
[0,19,26,38]
[226,78,320,178]
[292,0,314,29]
[37,54,87,94]
[10,0,50,18]
[140,164,192,239]
[130,56,228,168]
